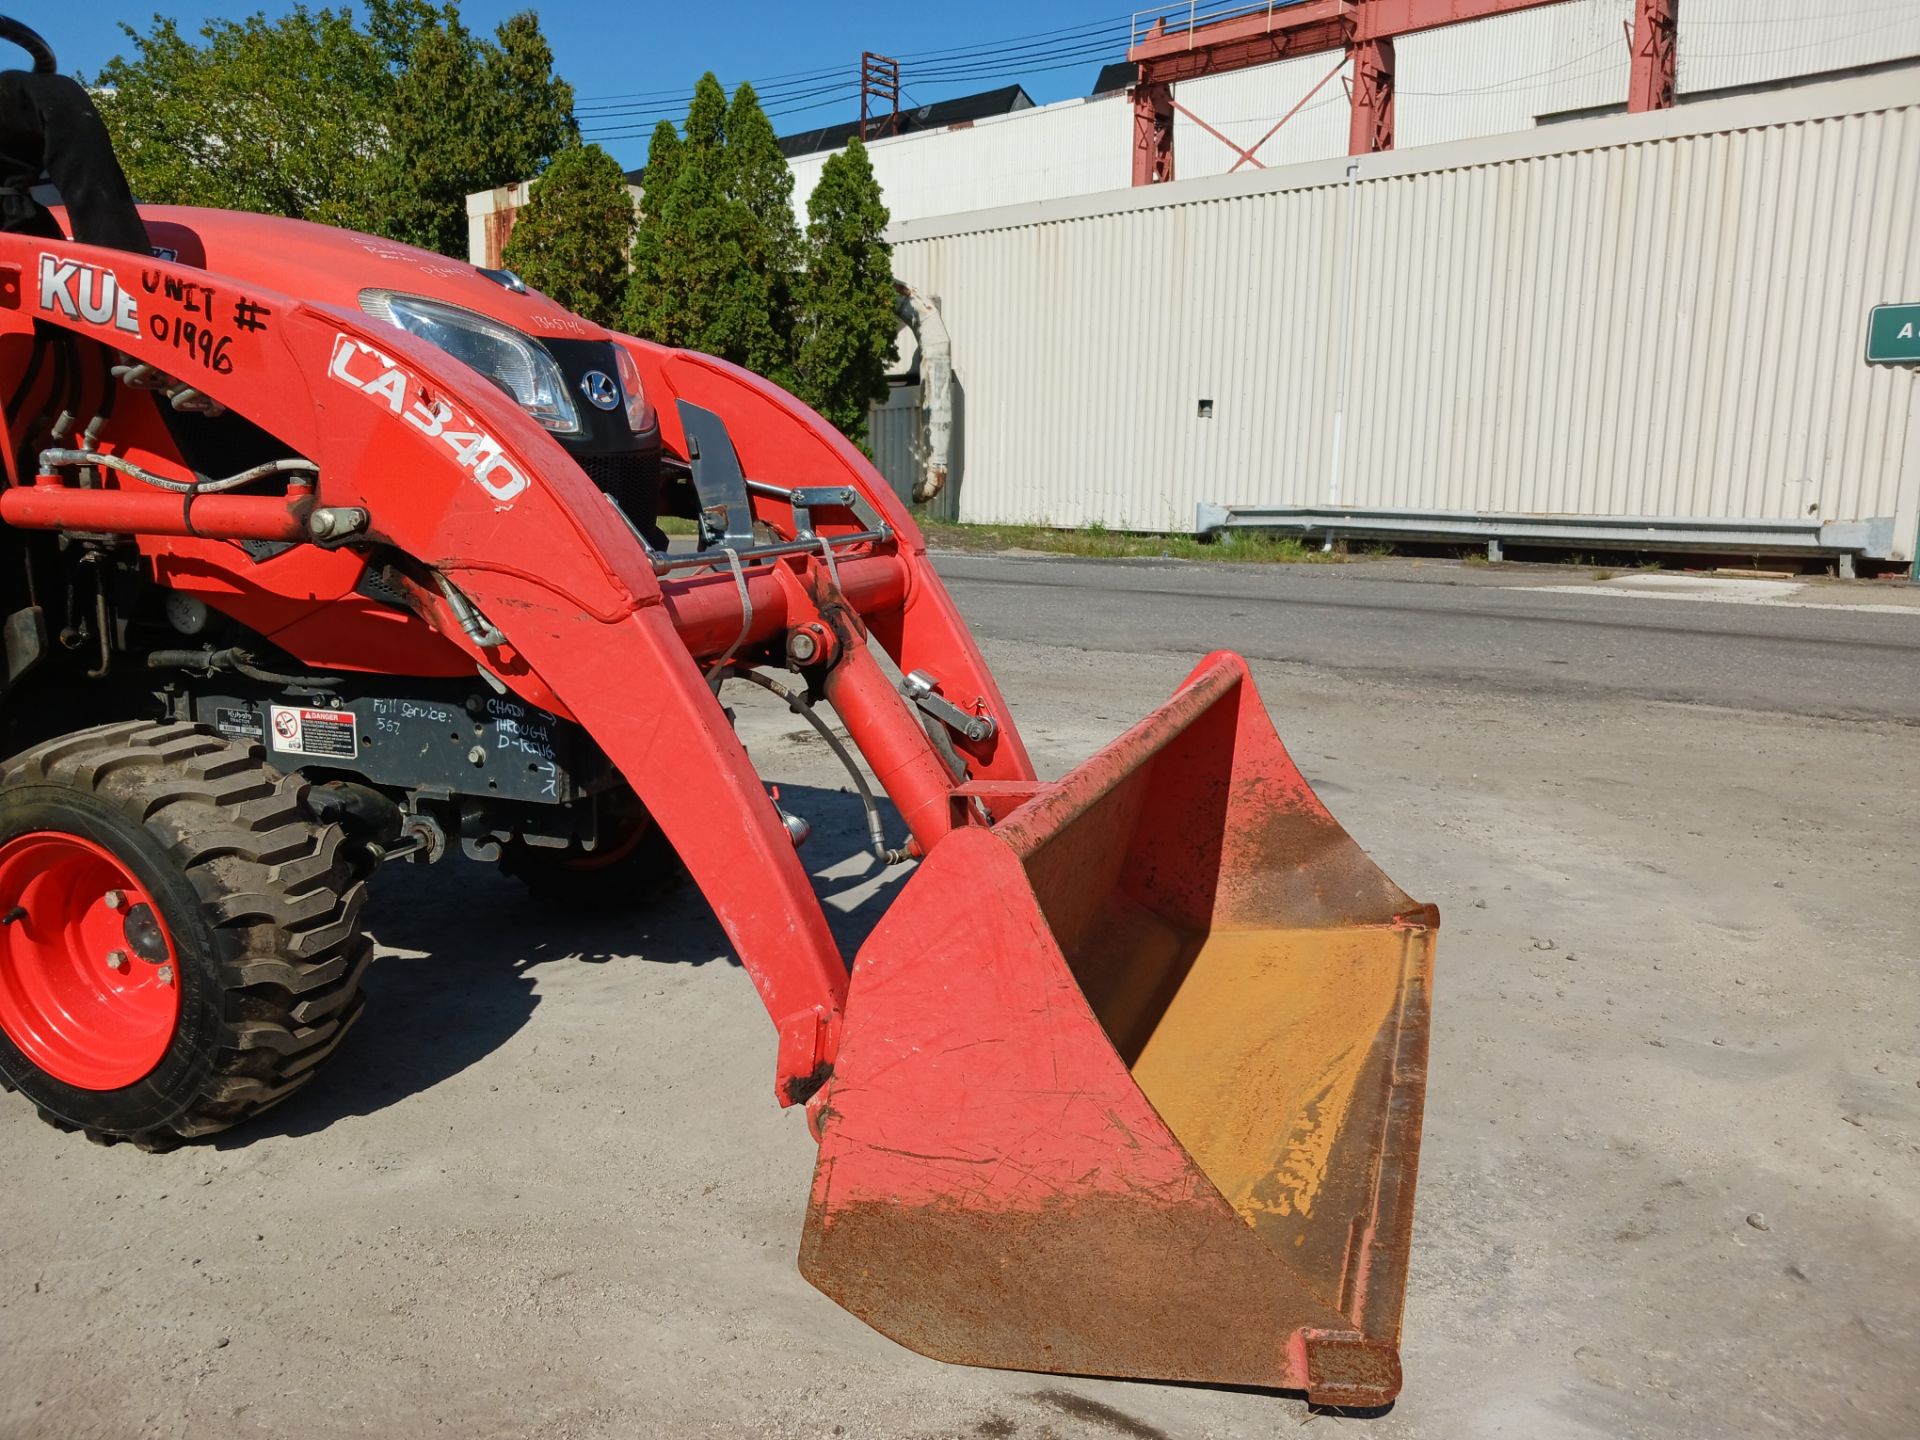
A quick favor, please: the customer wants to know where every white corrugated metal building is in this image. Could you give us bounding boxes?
[877,70,1920,566]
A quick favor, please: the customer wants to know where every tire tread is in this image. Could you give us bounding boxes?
[0,721,370,1148]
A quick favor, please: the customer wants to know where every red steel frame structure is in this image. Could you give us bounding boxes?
[1128,0,1681,184]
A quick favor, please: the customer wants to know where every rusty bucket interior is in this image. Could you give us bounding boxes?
[801,654,1436,1407]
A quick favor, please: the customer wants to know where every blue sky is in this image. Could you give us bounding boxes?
[38,1,1141,168]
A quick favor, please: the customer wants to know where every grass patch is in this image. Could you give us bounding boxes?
[916,520,1338,564]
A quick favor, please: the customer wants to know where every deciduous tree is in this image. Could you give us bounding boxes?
[90,2,576,257]
[88,8,389,229]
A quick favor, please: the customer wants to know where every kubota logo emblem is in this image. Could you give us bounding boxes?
[328,334,529,503]
[579,370,620,411]
[37,252,140,335]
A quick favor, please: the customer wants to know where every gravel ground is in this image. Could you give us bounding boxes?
[3,557,1916,1440]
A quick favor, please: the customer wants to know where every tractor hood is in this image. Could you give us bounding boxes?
[133,205,613,346]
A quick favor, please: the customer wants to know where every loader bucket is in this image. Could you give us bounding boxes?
[800,653,1435,1407]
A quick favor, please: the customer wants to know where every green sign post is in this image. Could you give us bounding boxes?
[1866,303,1920,364]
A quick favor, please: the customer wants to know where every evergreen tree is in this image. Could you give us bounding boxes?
[621,76,899,438]
[665,73,750,358]
[623,73,776,370]
[500,144,634,327]
[625,119,684,342]
[796,139,897,445]
[371,8,578,256]
[724,83,800,386]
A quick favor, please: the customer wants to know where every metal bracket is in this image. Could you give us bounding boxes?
[308,506,369,546]
[783,484,887,538]
[903,670,996,743]
[677,400,758,550]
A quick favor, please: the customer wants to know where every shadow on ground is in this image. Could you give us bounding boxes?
[218,783,907,1145]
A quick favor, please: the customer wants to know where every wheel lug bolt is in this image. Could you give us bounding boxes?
[156,965,175,987]
[106,950,130,972]
[104,890,127,910]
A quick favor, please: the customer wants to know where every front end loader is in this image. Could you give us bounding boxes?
[0,25,1436,1407]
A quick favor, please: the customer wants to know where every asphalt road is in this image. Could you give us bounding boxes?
[931,554,1920,724]
[4,552,1916,1440]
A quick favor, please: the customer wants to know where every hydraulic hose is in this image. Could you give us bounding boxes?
[36,448,317,494]
[721,665,911,867]
[146,647,346,692]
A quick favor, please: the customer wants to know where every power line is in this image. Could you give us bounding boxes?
[583,87,865,143]
[573,8,1133,124]
[577,41,1137,143]
[575,11,1132,107]
[579,69,871,119]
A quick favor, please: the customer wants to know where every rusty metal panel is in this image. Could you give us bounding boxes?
[887,72,1920,559]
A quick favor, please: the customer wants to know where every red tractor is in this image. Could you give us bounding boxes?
[0,21,1436,1406]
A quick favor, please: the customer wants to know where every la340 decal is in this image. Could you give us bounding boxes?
[328,335,528,503]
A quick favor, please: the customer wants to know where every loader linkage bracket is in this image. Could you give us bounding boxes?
[666,403,892,586]
[677,400,757,550]
[758,481,888,539]
[903,669,996,743]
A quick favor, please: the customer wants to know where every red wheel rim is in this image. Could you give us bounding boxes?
[0,831,180,1090]
[562,812,653,872]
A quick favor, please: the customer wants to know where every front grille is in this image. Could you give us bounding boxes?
[577,451,655,521]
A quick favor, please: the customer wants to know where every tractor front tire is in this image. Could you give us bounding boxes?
[498,822,685,911]
[0,721,369,1149]
[498,790,684,912]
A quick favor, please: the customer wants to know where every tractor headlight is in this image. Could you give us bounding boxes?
[613,344,657,433]
[358,290,581,435]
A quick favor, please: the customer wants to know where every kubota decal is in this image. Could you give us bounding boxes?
[328,334,529,503]
[37,252,139,335]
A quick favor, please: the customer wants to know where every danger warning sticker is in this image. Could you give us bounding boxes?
[268,704,358,759]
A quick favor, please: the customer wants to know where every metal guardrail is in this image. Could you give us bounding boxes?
[1195,502,1890,575]
[1130,1,1324,53]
